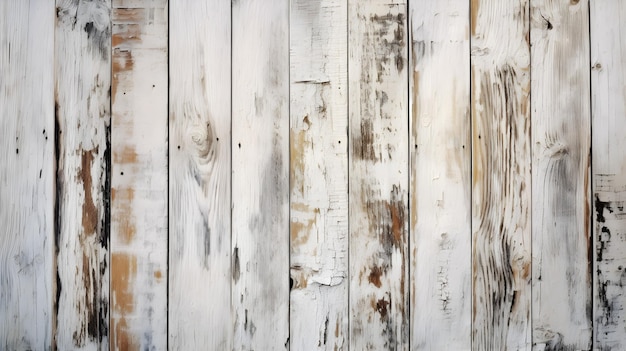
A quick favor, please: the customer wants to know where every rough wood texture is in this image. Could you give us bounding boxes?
[169,1,231,349]
[290,0,349,350]
[470,0,531,349]
[232,0,290,349]
[409,0,471,349]
[0,1,55,349]
[54,0,111,348]
[348,1,409,349]
[591,2,626,349]
[110,1,168,349]
[530,1,592,349]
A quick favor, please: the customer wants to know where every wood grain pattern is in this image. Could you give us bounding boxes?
[232,0,290,349]
[530,1,592,349]
[54,0,111,348]
[591,2,626,349]
[470,0,531,349]
[169,1,231,349]
[110,1,168,349]
[409,0,471,349]
[348,1,409,349]
[290,0,349,350]
[0,1,55,349]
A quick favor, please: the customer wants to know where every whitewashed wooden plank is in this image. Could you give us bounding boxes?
[232,0,290,349]
[54,0,111,348]
[591,2,626,350]
[290,0,348,349]
[470,0,531,350]
[348,1,409,349]
[0,1,55,349]
[530,1,592,349]
[169,1,232,349]
[110,1,168,349]
[409,0,471,349]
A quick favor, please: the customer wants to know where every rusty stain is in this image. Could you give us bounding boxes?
[111,253,136,312]
[112,187,136,243]
[112,317,137,350]
[471,0,480,36]
[368,265,383,288]
[79,149,98,236]
[154,270,162,280]
[113,146,137,164]
[290,130,307,193]
[112,24,142,48]
[113,8,147,23]
[371,297,389,320]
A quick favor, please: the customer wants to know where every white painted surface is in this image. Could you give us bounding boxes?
[0,1,55,349]
[169,1,232,349]
[531,1,592,349]
[348,1,409,349]
[55,0,111,348]
[290,0,349,350]
[232,0,290,349]
[111,1,168,349]
[471,0,532,349]
[409,0,471,349]
[591,2,626,350]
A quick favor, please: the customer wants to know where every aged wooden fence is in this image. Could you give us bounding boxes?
[1,0,625,350]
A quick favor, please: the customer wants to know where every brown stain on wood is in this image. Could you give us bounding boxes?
[471,0,480,36]
[290,129,307,194]
[112,25,142,48]
[111,187,136,243]
[113,317,137,350]
[113,8,147,23]
[79,149,98,236]
[113,145,138,164]
[111,253,137,312]
[368,265,383,288]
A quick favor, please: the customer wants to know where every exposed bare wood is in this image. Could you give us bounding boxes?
[232,0,290,349]
[348,1,409,349]
[169,1,232,349]
[54,0,111,348]
[110,1,168,349]
[409,0,471,349]
[591,2,626,350]
[530,0,592,349]
[290,0,349,349]
[0,1,55,349]
[470,0,531,349]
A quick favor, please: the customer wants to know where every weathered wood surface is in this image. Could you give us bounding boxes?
[530,0,592,349]
[55,0,111,348]
[290,0,349,350]
[471,0,532,349]
[409,0,471,349]
[232,0,290,349]
[0,1,55,349]
[348,1,409,349]
[110,0,168,349]
[169,1,231,349]
[591,2,626,350]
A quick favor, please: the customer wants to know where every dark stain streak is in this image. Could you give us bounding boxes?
[597,226,611,262]
[202,216,211,266]
[233,247,240,282]
[595,194,612,223]
[79,149,99,236]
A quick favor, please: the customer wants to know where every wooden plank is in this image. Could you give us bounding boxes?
[0,1,55,349]
[289,0,349,349]
[168,1,231,349]
[232,0,290,349]
[348,1,409,349]
[591,2,626,349]
[530,0,592,349]
[110,1,168,349]
[409,0,471,349]
[470,0,531,349]
[54,0,111,348]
